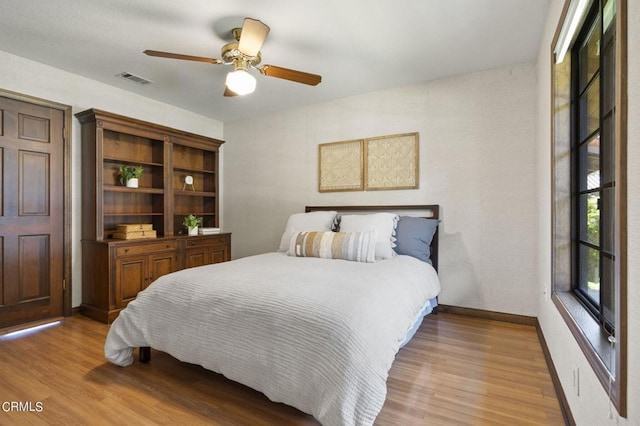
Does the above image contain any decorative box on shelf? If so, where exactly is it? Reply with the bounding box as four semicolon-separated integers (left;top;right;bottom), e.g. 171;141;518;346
112;224;157;240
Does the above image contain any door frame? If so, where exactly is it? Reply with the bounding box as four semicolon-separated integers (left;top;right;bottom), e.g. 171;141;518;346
1;88;72;317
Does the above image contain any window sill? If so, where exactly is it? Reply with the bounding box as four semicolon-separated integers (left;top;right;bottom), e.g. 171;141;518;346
552;291;615;385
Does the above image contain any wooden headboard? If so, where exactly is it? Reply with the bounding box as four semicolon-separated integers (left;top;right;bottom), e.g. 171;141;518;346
305;205;440;271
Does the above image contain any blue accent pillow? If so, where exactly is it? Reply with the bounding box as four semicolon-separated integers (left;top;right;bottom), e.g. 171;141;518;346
394;216;440;264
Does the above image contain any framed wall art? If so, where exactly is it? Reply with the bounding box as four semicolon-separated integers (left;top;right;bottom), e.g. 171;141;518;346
318;132;419;192
365;132;418;190
318;139;364;192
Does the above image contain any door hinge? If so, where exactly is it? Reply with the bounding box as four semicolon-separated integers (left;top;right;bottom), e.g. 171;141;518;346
62;279;66;291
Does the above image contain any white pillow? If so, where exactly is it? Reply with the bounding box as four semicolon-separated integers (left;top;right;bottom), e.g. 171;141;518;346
278;211;338;252
339;213;399;259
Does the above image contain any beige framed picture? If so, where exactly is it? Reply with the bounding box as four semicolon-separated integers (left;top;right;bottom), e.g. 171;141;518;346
365;132;418;190
318;139;364;192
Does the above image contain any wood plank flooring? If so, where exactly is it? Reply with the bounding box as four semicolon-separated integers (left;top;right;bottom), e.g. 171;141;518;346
0;313;565;425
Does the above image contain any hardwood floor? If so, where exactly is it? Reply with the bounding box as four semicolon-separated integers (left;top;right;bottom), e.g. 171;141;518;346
0;313;565;425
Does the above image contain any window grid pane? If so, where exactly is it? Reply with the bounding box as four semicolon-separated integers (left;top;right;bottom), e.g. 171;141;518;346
601;255;615;326
579;76;600;142
579;193;600;246
578;244;600;306
601;187;615;253
578;13;601;91
579;135;601;192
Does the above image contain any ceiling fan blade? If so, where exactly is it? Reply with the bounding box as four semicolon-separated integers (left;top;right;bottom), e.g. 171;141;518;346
223;86;238;97
259;65;322;86
144;50;223;64
237;18;270;57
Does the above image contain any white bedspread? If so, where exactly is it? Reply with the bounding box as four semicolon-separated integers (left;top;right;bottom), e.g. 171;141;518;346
104;252;440;426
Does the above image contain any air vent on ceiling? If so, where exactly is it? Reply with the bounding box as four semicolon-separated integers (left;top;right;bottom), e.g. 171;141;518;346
116;71;153;85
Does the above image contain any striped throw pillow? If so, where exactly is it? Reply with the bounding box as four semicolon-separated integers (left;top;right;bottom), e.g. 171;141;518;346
288;231;377;263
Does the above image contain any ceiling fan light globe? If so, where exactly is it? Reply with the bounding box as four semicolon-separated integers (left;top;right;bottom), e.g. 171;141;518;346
225;69;256;95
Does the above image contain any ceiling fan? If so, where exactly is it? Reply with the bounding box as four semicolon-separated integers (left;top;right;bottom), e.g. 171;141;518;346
144;18;322;97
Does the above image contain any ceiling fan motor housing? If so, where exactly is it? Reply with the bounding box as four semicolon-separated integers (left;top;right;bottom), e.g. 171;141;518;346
221;28;262;68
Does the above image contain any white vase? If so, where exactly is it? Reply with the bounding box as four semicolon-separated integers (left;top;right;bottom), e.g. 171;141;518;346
126;178;139;188
188;226;198;236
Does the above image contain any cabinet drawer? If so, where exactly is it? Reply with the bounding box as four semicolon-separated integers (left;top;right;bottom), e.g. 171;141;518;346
185;234;230;247
115;240;177;257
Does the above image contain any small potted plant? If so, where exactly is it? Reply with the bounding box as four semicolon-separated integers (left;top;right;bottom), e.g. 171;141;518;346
183;214;203;236
119;165;144;188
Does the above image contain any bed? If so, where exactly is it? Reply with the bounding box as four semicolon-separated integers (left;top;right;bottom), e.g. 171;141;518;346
104;205;441;426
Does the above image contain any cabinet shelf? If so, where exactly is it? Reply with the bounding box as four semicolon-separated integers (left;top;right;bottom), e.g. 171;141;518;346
103;212;164;217
78;108;223;239
176;212;216;217
174;166;215;174
104;156;163;168
105;185;164;194
174;190;216;197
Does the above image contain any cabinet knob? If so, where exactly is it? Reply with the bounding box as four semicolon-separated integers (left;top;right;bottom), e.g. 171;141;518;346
124;248;129;253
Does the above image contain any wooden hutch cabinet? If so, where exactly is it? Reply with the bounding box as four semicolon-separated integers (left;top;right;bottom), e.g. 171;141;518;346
76;109;230;323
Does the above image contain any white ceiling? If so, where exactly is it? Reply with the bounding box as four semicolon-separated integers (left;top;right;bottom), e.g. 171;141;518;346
0;0;549;122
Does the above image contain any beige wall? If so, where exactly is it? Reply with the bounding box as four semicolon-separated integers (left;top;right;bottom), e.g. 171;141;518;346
223;61;540;316
536;1;639;424
0;50;224;307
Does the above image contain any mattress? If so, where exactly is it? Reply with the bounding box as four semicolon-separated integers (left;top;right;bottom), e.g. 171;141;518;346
105;252;440;425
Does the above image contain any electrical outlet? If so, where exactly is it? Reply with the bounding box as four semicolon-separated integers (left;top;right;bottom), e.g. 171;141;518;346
572;364;580;396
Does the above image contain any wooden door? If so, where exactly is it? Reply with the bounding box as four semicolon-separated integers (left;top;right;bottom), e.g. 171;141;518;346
0;97;65;328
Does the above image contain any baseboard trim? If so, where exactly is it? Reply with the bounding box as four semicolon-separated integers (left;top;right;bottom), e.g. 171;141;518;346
437;304;574;426
71;306;81;316
535;319;576;426
437;304;537;326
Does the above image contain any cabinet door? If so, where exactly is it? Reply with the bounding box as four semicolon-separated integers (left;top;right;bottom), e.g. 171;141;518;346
148;252;178;287
115;255;148;308
184;242;229;269
184;247;208;269
207;243;229;264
